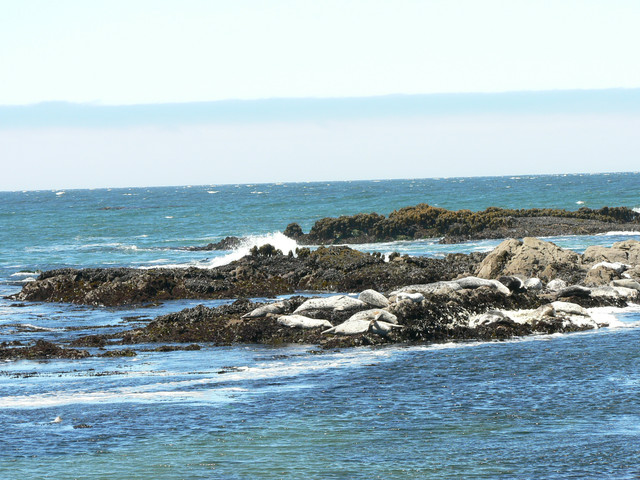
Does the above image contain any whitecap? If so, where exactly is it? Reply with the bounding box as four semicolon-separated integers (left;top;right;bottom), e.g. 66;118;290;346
10;272;38;277
55;191;65;196
576;200;585;205
202;232;300;268
207;191;219;194
633;207;640;214
597;231;640;236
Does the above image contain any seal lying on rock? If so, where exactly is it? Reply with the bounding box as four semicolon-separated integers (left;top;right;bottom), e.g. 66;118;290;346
323;318;402;336
368;319;403;337
469;310;514;328
322;319;371;335
242;302;285;318
322;308;400;334
276;315;333;329
294;295;366;313
396;292;424;303
343;308;399;325
390;281;461;297
455;277;511;296
358;289;390;308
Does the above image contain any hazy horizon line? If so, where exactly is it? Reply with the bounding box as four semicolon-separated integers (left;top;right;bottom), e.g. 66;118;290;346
2;88;640;129
2;170;637;194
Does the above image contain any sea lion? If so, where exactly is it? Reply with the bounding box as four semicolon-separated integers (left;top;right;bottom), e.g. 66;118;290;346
455;276;511;296
396;292;424;303
345;309;399;325
242;302;285;318
322;319;370;335
358;289;390;308
276;315;333;329
294;295;366;313
368;319;402;337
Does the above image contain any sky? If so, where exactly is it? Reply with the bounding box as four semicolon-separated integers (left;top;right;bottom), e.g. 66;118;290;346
1;0;639;190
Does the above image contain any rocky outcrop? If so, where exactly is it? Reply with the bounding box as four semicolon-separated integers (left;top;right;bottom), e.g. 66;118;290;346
582;240;640;265
11;246;486;306
108;272;634;350
476;237;582;282
183;236;242;251
0;340;90;360
284;204;640;245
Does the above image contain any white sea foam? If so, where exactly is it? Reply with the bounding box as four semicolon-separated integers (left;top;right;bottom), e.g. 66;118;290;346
15;323;58;332
576;200;585;205
10;271;38;277
597;231;640;236
55;191;65;196
202;232;299;268
634;208;640;214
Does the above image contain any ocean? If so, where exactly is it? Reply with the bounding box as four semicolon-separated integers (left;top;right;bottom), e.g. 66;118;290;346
1;172;640;479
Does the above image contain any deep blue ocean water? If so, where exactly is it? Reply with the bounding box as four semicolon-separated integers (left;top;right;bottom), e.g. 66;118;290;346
1;172;640;479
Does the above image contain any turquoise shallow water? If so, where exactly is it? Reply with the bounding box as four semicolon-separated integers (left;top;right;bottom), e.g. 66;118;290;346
1;172;640;479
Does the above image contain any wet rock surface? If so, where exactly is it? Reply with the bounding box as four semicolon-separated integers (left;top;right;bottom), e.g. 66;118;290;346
6;238;640;359
11;246;485;306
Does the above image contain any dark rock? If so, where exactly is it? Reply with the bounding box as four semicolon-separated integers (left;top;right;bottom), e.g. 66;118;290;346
184;236;242;251
289;204;640;245
0;340;90;360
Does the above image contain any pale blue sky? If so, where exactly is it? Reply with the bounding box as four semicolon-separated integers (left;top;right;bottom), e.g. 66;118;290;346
2;0;639;104
1;1;639;190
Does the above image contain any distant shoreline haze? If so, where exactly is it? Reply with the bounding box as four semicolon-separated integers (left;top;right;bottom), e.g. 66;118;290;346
2;89;640;128
1;89;639;191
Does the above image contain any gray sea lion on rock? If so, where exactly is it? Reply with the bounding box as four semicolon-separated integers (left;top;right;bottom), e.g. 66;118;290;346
498;275;525;293
455;277;511;296
294;295;366;313
546;279;567;292
242;302;285;318
555;285;591;298
368;319;402;337
276;315;333;329
345;308;399;325
390;281;461;297
524;278;543;291
396;292;424;303
611;279;640;291
322;319;371;335
469;310;512;328
358;289;390;308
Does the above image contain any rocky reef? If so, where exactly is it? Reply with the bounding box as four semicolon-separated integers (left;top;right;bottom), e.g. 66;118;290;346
11;247;485;306
10;238;640;359
283;204;640;244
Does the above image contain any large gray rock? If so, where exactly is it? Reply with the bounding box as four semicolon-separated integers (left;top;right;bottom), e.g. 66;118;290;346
582;240;640;266
476;237;581;281
584;265;622;286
